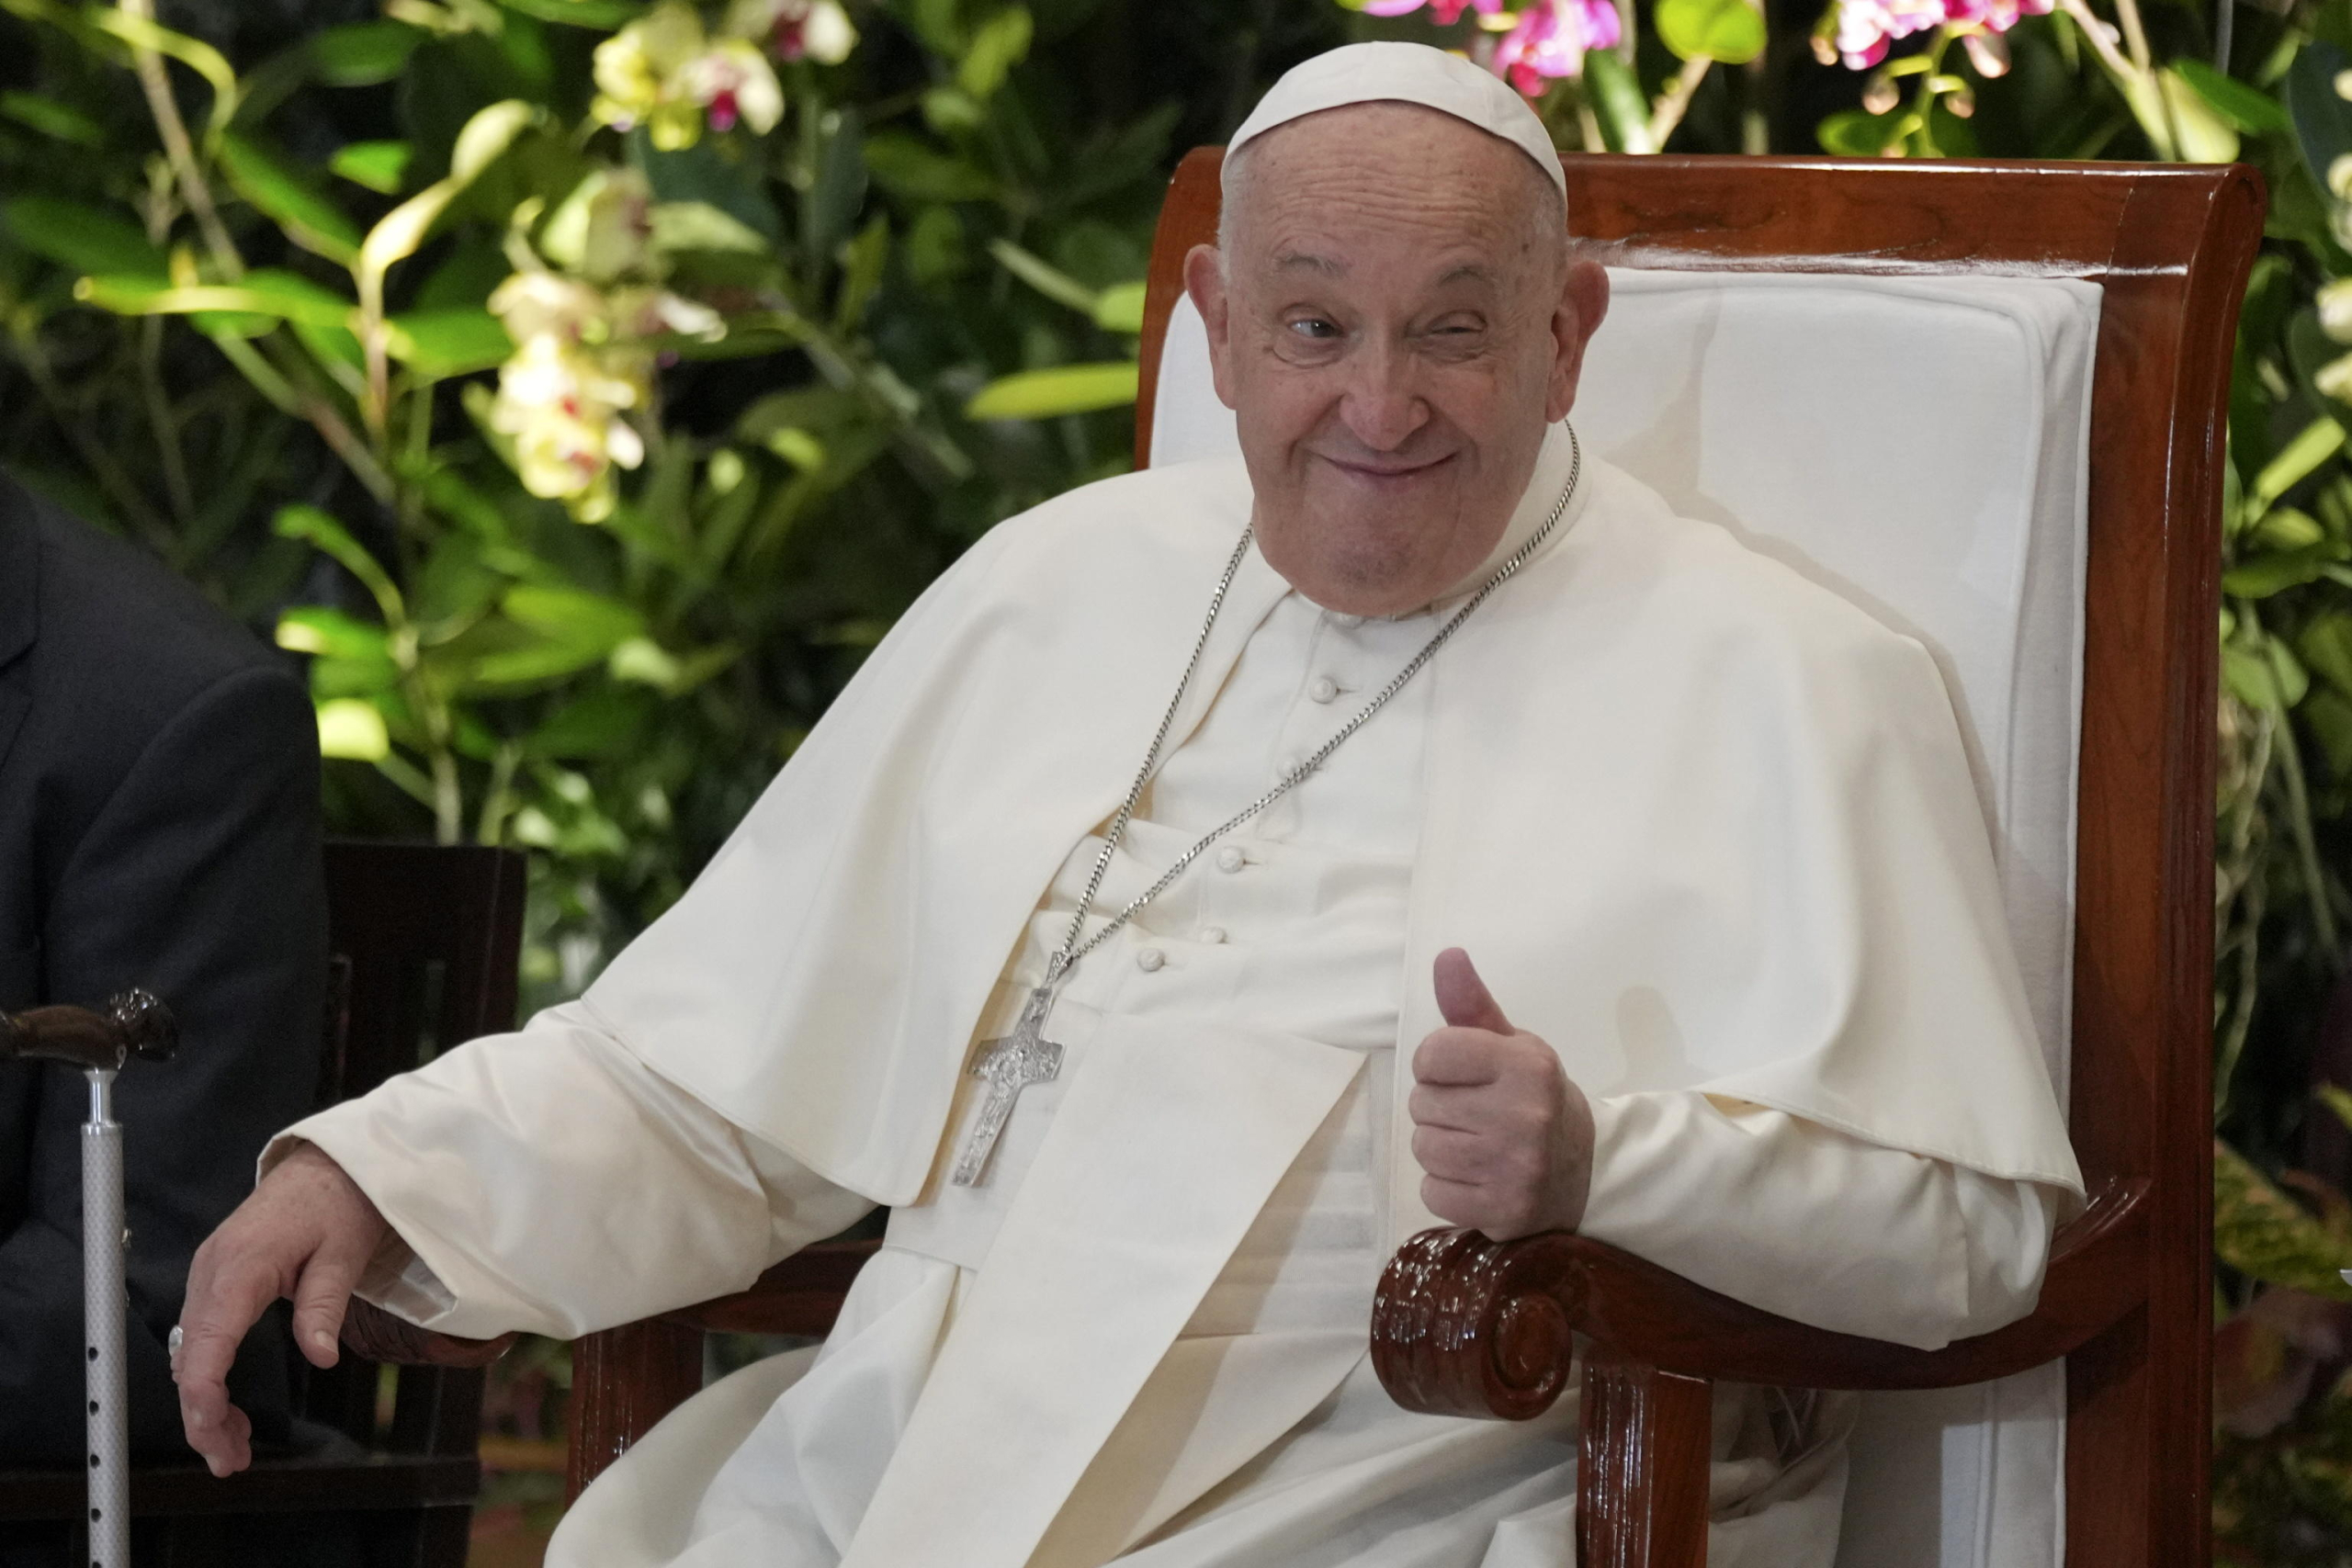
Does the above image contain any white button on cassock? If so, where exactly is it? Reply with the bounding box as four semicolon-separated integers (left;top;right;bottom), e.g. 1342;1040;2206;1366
1136;948;1165;973
1329;612;1364;629
1216;846;1246;874
1308;676;1340;704
1200;926;1227;944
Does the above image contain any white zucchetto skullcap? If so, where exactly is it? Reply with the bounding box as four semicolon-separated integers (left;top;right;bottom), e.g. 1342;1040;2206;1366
1226;42;1566;198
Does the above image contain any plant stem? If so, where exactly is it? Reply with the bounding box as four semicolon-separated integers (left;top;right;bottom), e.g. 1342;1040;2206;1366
476;742;522;845
2109;0;2152;72
1648;56;1713;151
117;0;241;281
1741;0;1770;155
2274;701;2346;965
135;316;197;538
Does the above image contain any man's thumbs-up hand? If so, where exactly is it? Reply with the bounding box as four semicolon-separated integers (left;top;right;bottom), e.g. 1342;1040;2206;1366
1408;948;1594;1241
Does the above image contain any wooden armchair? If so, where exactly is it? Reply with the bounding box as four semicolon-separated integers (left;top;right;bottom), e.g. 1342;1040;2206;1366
0;841;526;1566
365;154;2263;1564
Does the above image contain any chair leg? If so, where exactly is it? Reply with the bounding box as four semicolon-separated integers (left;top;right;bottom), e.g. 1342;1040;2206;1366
567;1319;704;1503
1577;1347;1711;1568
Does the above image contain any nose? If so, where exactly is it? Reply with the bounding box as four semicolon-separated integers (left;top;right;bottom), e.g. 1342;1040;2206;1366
1338;341;1429;454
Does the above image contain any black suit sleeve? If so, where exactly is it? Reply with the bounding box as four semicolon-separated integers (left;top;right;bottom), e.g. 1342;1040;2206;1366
0;663;324;1461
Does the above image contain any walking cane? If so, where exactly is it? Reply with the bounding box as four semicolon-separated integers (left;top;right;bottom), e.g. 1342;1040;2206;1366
1;991;178;1568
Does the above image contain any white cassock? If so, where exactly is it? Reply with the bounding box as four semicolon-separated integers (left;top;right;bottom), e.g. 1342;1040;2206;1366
278;423;2083;1568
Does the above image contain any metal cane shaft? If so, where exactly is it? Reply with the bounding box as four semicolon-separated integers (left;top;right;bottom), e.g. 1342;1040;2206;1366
84;1070;129;1568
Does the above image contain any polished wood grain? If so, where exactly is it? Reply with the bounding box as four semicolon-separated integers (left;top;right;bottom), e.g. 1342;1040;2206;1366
560;1239;883;1498
1577;1349;1712;1568
1139;152;2265;1567
568;1318;703;1502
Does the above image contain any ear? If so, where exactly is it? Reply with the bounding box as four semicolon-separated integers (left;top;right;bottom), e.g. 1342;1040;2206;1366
1544;259;1610;424
1183;243;1240;412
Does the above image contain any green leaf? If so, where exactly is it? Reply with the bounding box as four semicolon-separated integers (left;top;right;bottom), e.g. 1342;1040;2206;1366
2303;614;2352;697
1817;107;1905;157
279;607;401;698
358;100;541;287
1583;50;1656;154
0;92;101;146
965;362;1140;420
1655;0;1763;64
2256;506;2327;550
2286;41;2352;208
75;268;356;330
2226;643;2287;709
958;6;1033;99
987;237;1097;315
1092;280;1146;334
834;213;889;332
2254;415;2346;509
502;584;644;651
219;132;365;265
2225;545;2337;597
1;198;165;279
2215;1138;2352;1297
2156;69;2241;164
274;503;403;622
496;0;648;26
276;606;390;663
311;19;424;85
384;308;513;378
649;200;770;254
2172;58;2290;135
865;133;997;203
526;685;658;760
314;697;390;761
412;532;503;629
910;0;965;53
331;141;413;195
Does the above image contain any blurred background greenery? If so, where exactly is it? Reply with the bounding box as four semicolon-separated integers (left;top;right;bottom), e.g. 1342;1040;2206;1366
1;0;2348;1556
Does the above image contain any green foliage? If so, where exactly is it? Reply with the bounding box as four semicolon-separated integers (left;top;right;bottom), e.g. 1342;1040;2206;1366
0;0;1330;1004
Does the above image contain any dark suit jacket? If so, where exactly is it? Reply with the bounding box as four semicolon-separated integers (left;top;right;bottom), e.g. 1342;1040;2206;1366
0;476;325;1463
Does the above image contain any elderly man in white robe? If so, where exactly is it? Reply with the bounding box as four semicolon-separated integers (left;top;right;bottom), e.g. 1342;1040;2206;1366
171;41;2081;1568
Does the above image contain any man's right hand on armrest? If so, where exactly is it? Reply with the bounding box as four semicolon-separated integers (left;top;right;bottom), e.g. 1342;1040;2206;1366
174;1140;388;1476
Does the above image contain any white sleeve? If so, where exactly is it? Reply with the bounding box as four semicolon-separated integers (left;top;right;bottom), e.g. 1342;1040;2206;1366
1573;1090;2065;1351
265;999;876;1341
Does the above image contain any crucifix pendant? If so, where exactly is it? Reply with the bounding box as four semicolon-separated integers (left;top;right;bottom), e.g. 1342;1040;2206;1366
950;985;1066;1187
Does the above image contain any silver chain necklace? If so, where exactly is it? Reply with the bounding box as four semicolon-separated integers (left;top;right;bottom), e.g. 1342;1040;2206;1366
950;423;1583;1185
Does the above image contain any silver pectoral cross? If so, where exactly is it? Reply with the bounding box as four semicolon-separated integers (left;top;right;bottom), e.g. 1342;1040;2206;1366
950;985;1065;1186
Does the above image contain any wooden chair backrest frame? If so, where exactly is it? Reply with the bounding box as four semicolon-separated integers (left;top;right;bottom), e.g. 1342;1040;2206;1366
1136;150;2261;1566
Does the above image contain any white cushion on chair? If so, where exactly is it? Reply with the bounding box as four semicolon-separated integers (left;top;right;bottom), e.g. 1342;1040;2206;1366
1148;265;2099;1568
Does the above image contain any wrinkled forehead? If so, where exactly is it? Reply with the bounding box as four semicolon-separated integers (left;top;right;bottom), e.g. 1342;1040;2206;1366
1222;104;1561;275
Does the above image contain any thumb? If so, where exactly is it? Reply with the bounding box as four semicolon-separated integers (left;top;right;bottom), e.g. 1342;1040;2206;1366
1434;948;1512;1034
288;1249;362;1370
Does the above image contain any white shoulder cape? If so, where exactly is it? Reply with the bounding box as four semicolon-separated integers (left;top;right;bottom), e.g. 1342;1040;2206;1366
580;454;2083;1231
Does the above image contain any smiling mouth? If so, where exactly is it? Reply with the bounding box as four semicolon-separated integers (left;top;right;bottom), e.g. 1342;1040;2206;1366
1318;452;1456;484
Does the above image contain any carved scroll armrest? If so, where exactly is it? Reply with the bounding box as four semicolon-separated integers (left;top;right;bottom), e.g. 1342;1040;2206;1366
1371;1176;2147;1418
